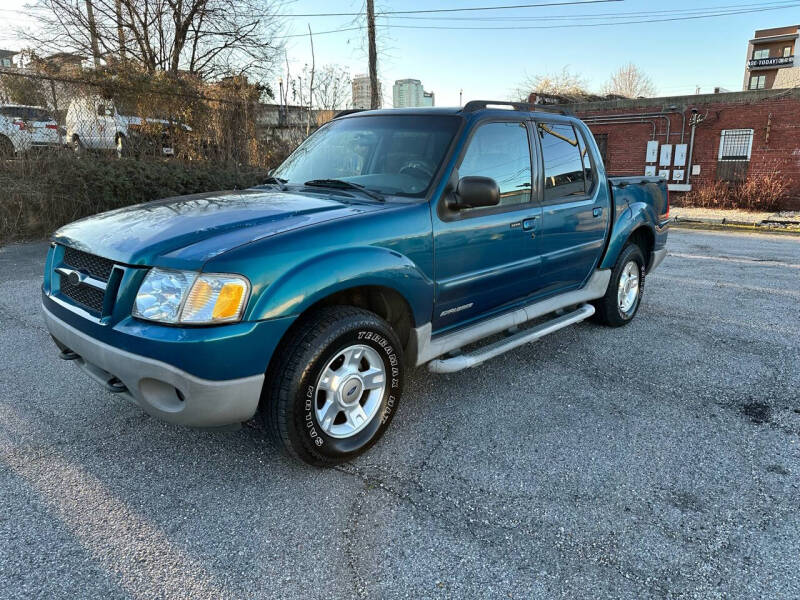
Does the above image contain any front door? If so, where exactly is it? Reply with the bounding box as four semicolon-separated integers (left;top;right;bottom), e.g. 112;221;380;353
533;120;610;295
432;120;543;331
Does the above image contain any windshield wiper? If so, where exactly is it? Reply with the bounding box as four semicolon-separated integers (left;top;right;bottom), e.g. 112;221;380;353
304;179;385;202
262;176;287;190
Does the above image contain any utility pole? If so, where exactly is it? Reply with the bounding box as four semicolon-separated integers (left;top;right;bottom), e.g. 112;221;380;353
366;0;379;109
115;0;126;60
84;0;101;64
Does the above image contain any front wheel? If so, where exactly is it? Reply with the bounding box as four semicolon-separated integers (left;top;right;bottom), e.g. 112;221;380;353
262;306;404;466
592;243;646;327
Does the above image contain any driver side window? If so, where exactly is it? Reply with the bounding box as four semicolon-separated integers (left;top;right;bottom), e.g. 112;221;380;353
458;121;532;209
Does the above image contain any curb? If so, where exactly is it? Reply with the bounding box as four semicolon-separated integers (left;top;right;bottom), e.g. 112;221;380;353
670;218;800;236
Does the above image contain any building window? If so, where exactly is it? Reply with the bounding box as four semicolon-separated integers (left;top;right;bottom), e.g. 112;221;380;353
752;48;770;60
719;129;754;161
784;46;792;57
717;129;753;183
749;74;766;90
0;58;10;67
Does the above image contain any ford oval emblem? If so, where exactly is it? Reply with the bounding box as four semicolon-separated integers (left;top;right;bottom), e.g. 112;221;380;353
67;271;81;286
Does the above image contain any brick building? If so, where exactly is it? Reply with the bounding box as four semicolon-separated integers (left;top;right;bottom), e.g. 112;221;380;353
551;88;800;209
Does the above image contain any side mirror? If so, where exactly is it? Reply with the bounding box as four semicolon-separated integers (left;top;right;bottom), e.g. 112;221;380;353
449;176;500;210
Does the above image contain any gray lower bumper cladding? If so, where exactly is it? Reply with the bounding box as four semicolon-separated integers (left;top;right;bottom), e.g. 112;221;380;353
42;305;264;427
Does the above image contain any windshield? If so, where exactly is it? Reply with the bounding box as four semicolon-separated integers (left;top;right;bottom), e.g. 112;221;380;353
273;114;461;197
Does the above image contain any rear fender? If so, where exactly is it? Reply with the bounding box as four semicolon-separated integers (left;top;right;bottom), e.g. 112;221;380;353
249;246;433;326
600;204;654;270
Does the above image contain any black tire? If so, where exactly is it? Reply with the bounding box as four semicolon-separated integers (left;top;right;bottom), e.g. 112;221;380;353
591;242;646;327
0;135;15;158
261;306;405;466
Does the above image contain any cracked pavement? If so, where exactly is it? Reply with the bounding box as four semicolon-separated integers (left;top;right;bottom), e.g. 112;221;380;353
1;229;799;599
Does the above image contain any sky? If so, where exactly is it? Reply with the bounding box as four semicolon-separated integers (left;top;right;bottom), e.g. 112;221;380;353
2;0;800;106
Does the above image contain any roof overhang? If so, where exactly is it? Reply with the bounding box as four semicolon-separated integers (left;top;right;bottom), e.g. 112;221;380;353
750;32;799;44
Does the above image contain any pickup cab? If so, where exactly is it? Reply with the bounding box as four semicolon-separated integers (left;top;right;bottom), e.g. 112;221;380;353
42;101;669;465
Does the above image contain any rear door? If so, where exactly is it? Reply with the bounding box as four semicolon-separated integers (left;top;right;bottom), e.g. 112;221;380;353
533;120;610;295
432;119;543;331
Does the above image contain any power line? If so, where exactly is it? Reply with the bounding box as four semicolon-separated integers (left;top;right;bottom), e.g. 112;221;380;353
379;1;799;21
282;0;622;18
268;0;800;39
377;3;800;30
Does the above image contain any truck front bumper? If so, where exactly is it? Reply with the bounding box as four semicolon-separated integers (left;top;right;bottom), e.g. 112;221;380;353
43;305;264;427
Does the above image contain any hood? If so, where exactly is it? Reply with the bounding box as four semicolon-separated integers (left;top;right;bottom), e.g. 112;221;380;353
52;188;385;268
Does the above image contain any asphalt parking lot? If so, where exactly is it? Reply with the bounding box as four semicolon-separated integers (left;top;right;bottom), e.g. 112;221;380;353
1;228;799;599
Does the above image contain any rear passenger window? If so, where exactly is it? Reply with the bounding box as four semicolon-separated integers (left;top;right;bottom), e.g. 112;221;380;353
459;121;532;209
537;122;586;201
577;130;595;193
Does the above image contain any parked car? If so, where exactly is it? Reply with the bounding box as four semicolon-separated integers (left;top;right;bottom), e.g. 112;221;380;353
42;101;669;465
0;104;62;156
65;96;189;157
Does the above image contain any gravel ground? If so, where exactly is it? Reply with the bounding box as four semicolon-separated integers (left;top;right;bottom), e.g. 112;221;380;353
1;229;799;599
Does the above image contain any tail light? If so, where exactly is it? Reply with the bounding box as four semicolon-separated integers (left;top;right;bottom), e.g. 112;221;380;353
13;120;28;130
46;124;59;130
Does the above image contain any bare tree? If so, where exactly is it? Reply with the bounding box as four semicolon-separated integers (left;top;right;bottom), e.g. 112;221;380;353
313;65;351;111
512;66;591;102
19;0;286;80
603;63;656;98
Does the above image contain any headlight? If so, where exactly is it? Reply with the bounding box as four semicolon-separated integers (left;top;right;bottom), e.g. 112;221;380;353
132;268;250;325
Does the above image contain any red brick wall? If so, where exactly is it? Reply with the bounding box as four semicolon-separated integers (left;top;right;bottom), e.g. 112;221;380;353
574;94;800;208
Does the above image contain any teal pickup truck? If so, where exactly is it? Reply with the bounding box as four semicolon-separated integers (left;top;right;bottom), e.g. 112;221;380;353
42;101;668;465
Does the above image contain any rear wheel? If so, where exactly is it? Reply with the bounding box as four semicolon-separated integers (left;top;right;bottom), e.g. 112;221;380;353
0;135;14;158
262;306;405;466
592;243;646;327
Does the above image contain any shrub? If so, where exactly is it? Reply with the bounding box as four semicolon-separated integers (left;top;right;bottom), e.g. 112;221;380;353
0;154;268;242
680;166;789;212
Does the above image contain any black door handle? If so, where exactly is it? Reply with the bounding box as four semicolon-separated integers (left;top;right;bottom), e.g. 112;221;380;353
593;207;603;217
522;216;538;230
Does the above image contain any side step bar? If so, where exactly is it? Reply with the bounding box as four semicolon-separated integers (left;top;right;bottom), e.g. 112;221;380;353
428;303;595;373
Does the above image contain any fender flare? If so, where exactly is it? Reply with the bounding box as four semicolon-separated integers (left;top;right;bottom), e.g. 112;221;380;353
248;246;433;327
600;204;655;270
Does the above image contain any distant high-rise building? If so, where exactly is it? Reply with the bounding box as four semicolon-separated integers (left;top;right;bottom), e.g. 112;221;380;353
393;79;435;108
352;74;381;109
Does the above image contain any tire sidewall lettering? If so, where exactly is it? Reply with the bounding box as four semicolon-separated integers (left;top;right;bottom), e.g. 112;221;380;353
302;327;403;451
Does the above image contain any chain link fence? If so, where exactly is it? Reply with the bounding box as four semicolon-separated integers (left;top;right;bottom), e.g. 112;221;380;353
0;69;330;241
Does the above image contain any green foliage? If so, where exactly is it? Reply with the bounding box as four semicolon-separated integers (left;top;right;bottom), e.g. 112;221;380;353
0;154;268;242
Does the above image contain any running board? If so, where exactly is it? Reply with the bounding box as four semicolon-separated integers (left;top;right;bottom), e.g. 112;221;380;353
428;303;595;373
412;269;611;367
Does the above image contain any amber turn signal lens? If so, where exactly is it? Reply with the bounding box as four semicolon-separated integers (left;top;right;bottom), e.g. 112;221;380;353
212;283;246;320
